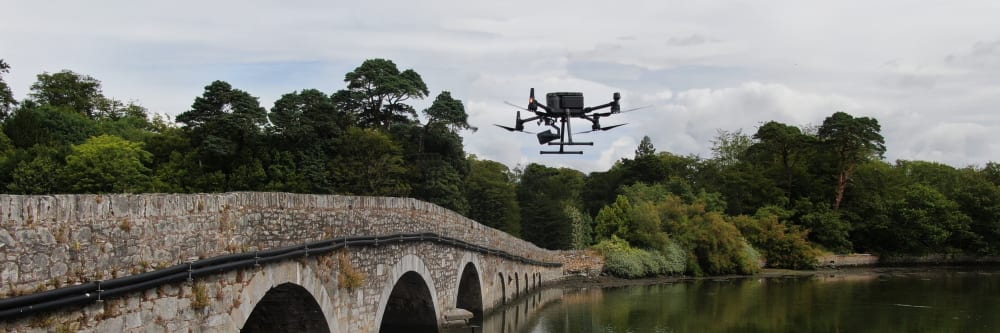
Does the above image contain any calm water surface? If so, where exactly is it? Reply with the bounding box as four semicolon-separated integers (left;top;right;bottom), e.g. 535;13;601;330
480;267;1000;333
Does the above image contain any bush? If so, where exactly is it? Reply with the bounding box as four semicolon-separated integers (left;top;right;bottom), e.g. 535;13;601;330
660;239;687;274
593;236;680;278
731;210;819;269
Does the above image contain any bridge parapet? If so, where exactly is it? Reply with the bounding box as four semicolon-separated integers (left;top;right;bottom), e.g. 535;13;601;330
0;193;558;297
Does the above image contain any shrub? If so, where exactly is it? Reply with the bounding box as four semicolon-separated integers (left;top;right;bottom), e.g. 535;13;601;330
660;240;687;274
593;236;680;278
731;211;819;269
338;252;366;290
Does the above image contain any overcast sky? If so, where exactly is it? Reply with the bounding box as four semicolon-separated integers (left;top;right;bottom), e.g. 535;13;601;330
3;0;999;172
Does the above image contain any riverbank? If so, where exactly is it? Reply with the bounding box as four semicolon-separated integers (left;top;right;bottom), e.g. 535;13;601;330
556;250;1000;289
553;265;1000;290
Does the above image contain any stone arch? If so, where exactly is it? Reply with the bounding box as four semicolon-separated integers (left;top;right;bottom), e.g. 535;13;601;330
375;254;440;333
514;273;520;298
497;272;506;305
242;283;329;333
455;253;484;322
235;261;337;333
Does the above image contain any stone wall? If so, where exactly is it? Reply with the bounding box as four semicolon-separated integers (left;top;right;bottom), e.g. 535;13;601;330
817;254;880;267
0;193;560;297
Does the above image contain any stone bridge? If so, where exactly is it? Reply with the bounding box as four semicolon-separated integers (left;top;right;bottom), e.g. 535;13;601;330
0;193;564;332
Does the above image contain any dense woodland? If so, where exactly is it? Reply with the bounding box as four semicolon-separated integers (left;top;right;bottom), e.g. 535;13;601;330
2;58;999;277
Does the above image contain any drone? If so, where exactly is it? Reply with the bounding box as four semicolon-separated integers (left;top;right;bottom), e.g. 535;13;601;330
495;88;644;154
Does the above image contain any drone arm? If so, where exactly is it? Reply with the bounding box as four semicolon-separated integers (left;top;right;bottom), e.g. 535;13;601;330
584;101;615;113
520;115;541;123
585;92;622;113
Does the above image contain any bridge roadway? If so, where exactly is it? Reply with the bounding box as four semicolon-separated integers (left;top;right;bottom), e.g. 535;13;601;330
0;193;564;332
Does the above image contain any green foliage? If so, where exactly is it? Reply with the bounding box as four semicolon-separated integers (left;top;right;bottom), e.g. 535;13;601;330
656;195;762;275
4;104;97;149
464;157;520;235
176;80;268;190
7;146;66;194
750;121;814;200
0;59;15;120
268;88;346;146
886;184;974;255
593;236;685;278
63;135;153;193
627;200;668;249
330;127;410;196
594;195;631;242
565;205;593;249
660;240;688;274
635;135;656;158
8;59;1000;267
518;164;584;249
730;209;819;269
424;91;475;132
29;70;104;117
581;168;625;217
950;168;1000;254
710;129;753;167
410;159;468;214
794;200;852;253
336;58;428;129
818;112;885;209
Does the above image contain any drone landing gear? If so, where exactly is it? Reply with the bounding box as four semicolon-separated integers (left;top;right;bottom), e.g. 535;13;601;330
541;141;593;155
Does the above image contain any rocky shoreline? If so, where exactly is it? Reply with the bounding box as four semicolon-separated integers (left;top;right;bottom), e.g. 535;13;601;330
555;249;1000;290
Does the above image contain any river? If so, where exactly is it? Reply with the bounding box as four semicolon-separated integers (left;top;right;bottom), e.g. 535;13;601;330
474;267;1000;333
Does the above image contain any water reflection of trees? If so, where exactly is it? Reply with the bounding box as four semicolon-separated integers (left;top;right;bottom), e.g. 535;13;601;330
525;270;1000;333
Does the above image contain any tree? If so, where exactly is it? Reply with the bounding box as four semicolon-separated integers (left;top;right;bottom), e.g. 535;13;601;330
884;184;973;254
517;164;585;249
9;155;63;194
582;168;626;217
29;70;105;118
950;170;1000;254
410;158;468;214
839;161;900;254
711;129;753;167
751;121;813;199
335;59;428;130
464;157;521;235
329;127;410;196
269;89;349;147
3;103;96;148
794;199;852;253
620;136;668;184
176;80;267;188
424;91;475;132
565;205;594;249
0;59;16;120
594;195;631;241
63;135;153;193
635;135;656;158
817;112;885;210
93;98;148;121
730;209;819;269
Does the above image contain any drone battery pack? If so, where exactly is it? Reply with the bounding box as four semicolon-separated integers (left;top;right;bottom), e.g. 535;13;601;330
547;92;584;110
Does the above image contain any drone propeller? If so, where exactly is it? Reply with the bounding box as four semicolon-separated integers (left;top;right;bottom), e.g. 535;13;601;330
619;105;651;113
494;124;534;134
504;101;529;111
576;123;628;134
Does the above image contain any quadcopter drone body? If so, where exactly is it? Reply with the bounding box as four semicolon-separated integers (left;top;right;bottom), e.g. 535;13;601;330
496;88;636;154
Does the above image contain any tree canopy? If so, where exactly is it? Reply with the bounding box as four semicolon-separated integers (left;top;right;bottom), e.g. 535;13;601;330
2;58;999;274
